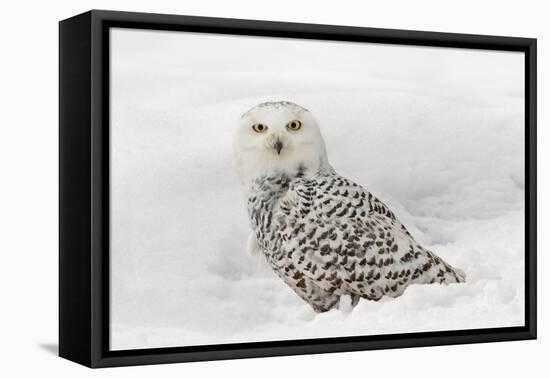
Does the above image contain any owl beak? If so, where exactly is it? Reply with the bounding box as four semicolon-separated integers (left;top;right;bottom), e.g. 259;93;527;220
274;139;284;155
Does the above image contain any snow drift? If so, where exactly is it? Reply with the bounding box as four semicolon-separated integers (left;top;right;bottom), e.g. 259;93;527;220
109;29;525;350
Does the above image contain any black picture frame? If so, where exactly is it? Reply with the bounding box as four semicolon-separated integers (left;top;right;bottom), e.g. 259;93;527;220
59;9;537;368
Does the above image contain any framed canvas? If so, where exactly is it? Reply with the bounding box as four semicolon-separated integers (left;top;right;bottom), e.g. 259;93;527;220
59;10;537;368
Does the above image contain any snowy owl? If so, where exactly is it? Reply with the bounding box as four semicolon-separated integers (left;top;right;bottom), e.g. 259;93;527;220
233;101;465;312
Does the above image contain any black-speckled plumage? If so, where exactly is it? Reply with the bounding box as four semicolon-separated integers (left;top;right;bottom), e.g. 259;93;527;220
247;167;465;312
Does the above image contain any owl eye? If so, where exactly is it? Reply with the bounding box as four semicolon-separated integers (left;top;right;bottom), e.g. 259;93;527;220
252;123;268;133
286;120;302;131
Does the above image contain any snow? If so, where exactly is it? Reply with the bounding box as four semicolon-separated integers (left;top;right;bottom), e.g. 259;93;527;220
109;28;525;350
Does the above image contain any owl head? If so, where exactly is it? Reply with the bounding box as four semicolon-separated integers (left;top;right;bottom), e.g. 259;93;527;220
233;101;330;186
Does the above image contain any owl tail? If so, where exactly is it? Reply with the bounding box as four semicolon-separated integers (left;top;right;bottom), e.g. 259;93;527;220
412;249;466;285
452;267;467;283
431;261;466;284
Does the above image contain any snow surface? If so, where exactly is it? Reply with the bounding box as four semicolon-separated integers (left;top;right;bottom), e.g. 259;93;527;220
109;29;525;350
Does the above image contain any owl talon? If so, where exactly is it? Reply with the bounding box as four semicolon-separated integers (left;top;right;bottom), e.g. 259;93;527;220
337;295;354;313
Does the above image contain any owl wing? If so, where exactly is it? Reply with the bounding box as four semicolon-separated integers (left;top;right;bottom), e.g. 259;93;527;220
277;172;464;301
